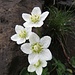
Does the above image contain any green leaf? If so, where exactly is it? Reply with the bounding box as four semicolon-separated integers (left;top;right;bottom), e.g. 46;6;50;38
65;69;73;75
67;69;73;73
29;72;36;75
70;57;75;68
53;60;66;75
65;72;73;75
20;67;28;75
42;68;50;75
57;69;62;75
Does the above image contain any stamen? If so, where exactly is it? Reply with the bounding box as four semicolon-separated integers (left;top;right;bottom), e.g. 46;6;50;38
19;30;27;38
34;60;41;67
31;43;43;53
31;15;40;23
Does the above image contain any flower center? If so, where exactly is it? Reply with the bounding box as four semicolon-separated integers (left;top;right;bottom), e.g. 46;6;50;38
30;15;40;23
34;60;41;67
31;43;43;53
19;30;27;38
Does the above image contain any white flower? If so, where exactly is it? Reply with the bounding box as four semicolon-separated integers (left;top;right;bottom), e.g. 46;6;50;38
21;33;52;63
22;7;49;27
28;59;47;75
11;25;32;44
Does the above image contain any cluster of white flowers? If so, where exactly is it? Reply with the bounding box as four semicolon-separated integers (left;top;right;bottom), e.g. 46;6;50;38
11;7;52;75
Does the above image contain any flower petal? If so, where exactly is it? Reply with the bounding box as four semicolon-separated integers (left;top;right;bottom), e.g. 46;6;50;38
21;43;32;54
22;13;31;22
17;38;26;44
23;22;34;27
15;25;24;34
23;21;43;27
36;67;42;75
41;11;49;21
29;32;40;44
41;60;47;67
28;64;36;72
25;27;32;39
33;21;43;27
39;49;52;61
28;53;39;64
25;27;32;33
40;36;51;48
31;7;41;15
11;34;19;41
26;32;33;40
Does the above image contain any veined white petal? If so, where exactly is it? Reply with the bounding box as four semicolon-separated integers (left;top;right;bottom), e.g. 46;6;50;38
31;7;41;15
39;49;52;61
26;32;32;39
23;20;43;27
36;67;42;75
11;34;19;41
15;25;24;34
23;22;34;27
40;36;51;48
17;38;26;44
41;11;49;21
29;32;40;44
41;60;47;67
21;43;32;54
25;27;32;33
25;27;32;39
28;64;36;72
28;53;39;64
33;21;43;27
22;13;31;22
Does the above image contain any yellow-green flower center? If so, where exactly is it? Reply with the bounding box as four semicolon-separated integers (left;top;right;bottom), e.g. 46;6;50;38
34;60;41;67
30;15;40;23
31;43;43;53
19;30;27;38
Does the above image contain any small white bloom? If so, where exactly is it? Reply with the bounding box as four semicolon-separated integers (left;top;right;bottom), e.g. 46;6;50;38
21;33;52;63
28;59;47;75
22;7;49;27
11;25;32;44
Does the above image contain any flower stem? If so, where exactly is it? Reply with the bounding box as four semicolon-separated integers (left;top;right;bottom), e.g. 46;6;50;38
50;65;57;73
57;37;70;63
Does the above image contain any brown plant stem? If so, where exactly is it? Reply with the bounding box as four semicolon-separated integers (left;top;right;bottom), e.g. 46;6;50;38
57;37;70;63
57;37;75;70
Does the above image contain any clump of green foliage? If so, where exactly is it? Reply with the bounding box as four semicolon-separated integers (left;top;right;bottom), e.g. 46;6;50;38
46;6;74;38
52;58;73;75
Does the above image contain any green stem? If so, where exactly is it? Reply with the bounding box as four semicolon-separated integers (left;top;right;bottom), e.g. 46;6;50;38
50;65;57;73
